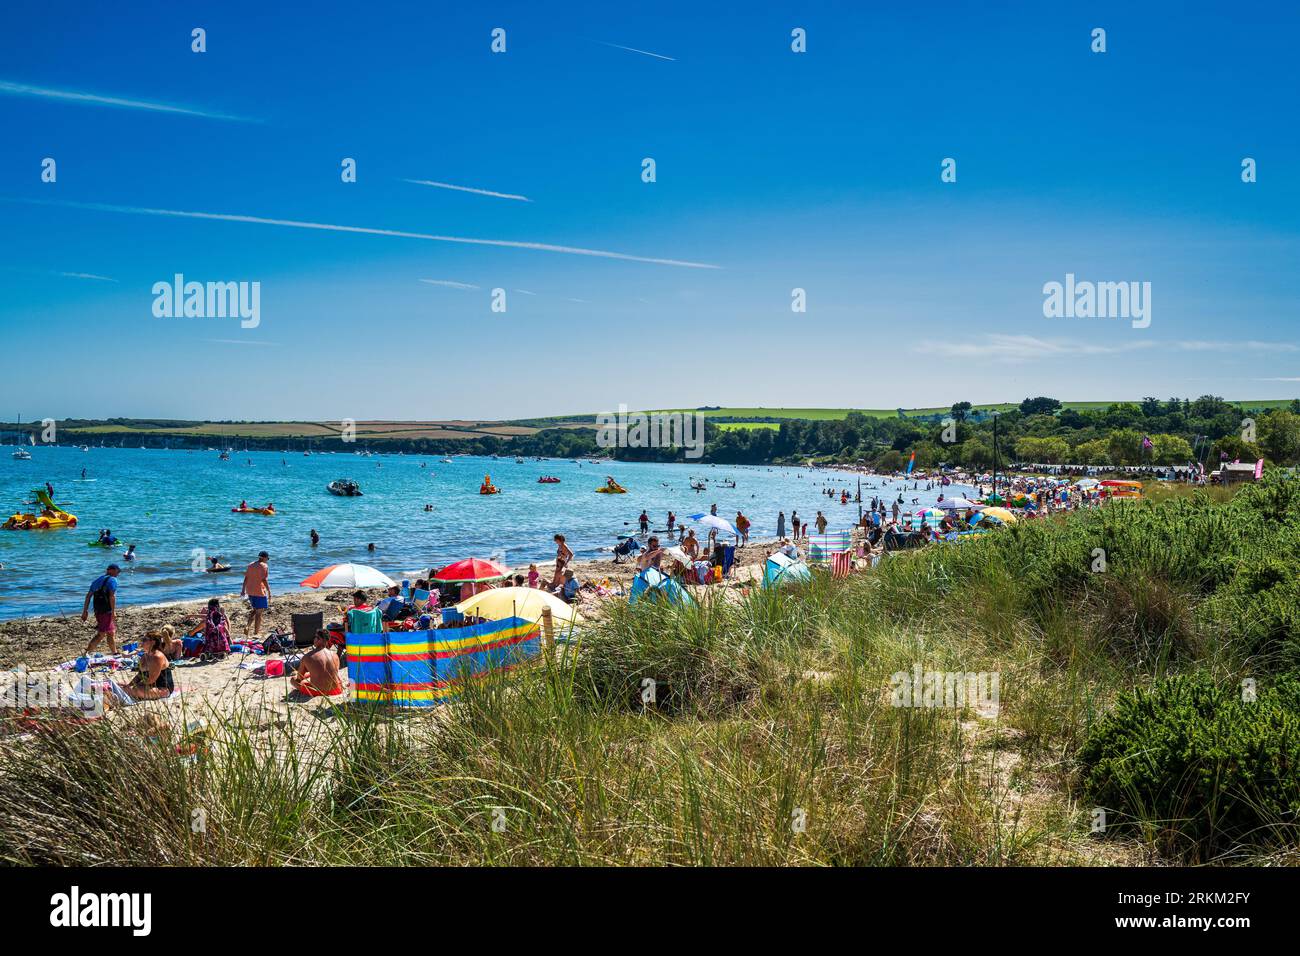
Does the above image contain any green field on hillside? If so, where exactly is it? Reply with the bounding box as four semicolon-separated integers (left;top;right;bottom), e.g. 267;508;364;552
647;399;1294;423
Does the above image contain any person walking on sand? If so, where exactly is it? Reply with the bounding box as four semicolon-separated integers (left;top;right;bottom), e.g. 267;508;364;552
552;533;573;588
80;563;121;656
790;511;800;541
816;511;827;534
241;550;271;636
776;510;786;539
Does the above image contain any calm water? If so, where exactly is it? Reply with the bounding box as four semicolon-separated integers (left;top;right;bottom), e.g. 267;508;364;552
0;447;968;620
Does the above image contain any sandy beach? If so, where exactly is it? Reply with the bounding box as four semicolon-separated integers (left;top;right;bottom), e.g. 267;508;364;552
0;540;796;747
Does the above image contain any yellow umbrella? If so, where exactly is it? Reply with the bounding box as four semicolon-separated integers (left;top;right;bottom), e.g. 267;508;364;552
454;586;582;626
979;506;1018;523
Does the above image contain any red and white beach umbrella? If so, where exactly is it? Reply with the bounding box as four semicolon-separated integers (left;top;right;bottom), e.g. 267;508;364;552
300;563;397;589
431;557;511;584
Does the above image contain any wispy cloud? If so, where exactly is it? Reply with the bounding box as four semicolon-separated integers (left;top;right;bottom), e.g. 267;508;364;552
56;271;117;282
920;335;1154;362
1258;377;1300;382
419;279;480;290
0;79;257;122
401;179;531;202
204;338;276;346
1177;339;1300;353
1;198;719;269
595;41;676;61
513;288;537;296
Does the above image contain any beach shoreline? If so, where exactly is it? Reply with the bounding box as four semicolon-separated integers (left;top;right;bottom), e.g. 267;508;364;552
0;543;789;670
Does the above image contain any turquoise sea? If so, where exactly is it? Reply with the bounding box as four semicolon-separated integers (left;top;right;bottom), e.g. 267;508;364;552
0;446;968;620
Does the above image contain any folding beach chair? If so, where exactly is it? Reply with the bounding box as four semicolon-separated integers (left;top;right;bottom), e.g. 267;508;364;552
291;611;325;648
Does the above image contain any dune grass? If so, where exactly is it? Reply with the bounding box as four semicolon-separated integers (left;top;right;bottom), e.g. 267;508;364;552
2;477;1297;866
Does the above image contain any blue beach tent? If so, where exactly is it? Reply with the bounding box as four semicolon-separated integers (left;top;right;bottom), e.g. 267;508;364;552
629;567;694;606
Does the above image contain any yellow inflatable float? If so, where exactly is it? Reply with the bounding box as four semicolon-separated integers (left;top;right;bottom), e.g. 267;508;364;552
595;477;627;494
479;475;501;495
4;489;78;530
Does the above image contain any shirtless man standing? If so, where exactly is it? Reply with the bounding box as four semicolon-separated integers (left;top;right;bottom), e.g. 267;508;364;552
241;550;271;636
291;630;345;697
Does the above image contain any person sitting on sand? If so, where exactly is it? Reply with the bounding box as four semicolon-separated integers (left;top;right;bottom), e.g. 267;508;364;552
191;598;231;660
290;630;345;698
556;569;580;604
527;564;540;588
638;536;663;571
120;631;176;702
154;624;184;660
375;585;406;622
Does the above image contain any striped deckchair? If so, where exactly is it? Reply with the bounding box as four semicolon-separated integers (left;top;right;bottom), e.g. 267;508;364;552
347;616;541;707
830;549;853;578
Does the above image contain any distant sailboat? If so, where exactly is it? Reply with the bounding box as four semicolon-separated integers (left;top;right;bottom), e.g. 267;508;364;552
12;415;31;459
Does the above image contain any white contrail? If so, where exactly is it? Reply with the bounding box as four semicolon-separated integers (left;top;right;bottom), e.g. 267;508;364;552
0;80;256;122
2;198;720;269
596;41;675;61
402;179;531;202
56;271;117;282
420;279;479;290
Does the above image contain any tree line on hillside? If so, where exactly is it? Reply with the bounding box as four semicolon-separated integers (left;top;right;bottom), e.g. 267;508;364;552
698;396;1300;469
15;396;1300;468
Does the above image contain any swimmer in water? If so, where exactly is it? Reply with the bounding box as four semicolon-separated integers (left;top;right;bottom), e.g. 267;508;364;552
123;544;136;562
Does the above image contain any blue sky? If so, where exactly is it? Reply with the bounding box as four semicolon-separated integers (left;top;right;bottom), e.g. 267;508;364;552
2;1;1297;421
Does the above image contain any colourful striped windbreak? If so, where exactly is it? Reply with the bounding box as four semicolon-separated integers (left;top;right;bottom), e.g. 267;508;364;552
807;530;852;563
347;616;541;707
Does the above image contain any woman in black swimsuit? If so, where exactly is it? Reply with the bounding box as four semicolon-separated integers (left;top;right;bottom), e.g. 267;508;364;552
123;632;175;701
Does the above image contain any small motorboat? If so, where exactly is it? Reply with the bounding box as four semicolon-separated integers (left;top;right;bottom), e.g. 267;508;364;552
327;479;363;497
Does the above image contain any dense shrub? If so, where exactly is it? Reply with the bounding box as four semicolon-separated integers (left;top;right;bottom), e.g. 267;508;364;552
1079;673;1300;859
